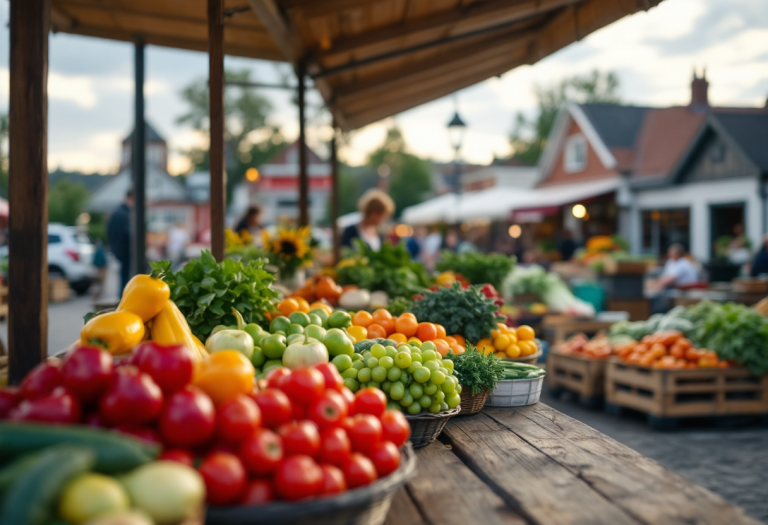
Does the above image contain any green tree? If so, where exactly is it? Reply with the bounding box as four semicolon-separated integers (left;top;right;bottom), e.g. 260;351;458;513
48;179;90;225
510;70;621;164
367;127;431;217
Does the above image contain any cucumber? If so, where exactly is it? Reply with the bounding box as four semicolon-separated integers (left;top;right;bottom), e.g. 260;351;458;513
500;362;541;370
0;454;38;495
354;338;397;353
0;423;159;473
0;445;94;525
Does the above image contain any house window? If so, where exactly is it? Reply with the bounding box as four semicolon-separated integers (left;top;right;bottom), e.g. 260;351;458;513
641;208;690;257
564;134;587;173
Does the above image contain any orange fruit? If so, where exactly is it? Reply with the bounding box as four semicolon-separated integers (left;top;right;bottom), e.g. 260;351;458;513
449;342;464;355
433;339;450;357
505;344;521;359
493;335;511;351
435;324;447;339
408;337;422;345
415;322;437;342
309;301;333;315
476;338;494;356
444;336;458;345
372;309;393;323
294;297;310;313
352;311;373;328
519;340;537;356
346;325;368;343
517;325;535;341
277;298;299;316
389;333;407;344
452;334;466;346
399;312;417;321
395;316;418;337
379;318;396;336
495;352;506;359
367;323;387;339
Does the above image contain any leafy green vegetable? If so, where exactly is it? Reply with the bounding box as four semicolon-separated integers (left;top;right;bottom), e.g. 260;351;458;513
386;296;414;317
436;252;515;290
445;345;505;395
150;251;278;341
410;282;503;343
337;241;431;298
687;301;768;375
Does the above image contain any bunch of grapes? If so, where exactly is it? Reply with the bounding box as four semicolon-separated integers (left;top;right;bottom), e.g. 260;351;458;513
331;342;462;415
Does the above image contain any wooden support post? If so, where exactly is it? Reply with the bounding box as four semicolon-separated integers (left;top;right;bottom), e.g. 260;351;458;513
297;60;309;227
8;0;50;383
330;123;340;264
132;38;146;277
208;0;226;261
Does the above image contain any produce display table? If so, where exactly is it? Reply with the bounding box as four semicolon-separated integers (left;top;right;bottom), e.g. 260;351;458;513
385;404;760;525
669;288;766;307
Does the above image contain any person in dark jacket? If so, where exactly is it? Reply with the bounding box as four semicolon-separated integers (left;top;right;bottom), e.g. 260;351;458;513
750;234;768;277
108;189;133;296
341;189;394;252
234;205;262;238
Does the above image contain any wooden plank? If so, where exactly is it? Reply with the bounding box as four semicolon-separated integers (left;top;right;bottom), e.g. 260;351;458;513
282;0;380;17
330;124;340;264
8;0;50;383
246;0;298;60
132;38;147;277
405;440;526;525
443;413;641;524
547;351;606;397
297;61;309;227
485;405;763;525
208;0;226;262
383;488;427;525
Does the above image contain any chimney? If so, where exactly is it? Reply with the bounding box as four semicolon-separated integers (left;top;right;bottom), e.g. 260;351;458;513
690;68;709;112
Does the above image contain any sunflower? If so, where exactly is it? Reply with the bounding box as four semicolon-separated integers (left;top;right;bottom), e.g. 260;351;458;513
262;226;311;260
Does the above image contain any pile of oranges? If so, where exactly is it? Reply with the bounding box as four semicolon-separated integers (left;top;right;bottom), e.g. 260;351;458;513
272;297;334;318
476;324;537;360
615;330;727;369
348;310;467;357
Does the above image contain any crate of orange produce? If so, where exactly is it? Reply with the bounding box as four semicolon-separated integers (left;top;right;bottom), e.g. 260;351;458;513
606;331;768;420
547;333;613;400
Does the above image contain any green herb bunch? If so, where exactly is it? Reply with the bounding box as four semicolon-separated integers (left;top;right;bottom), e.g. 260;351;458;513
410;282;504;343
688;301;768;376
446;344;505;395
386;296;414;317
150;250;278;341
436;251;515;290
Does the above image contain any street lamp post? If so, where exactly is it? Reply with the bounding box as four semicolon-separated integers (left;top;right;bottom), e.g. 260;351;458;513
447;111;467;195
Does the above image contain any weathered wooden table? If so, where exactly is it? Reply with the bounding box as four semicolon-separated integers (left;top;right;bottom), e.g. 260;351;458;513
386;404;760;525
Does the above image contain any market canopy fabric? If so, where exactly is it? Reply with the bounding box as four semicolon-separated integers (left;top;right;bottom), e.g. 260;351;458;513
49;0;664;131
510;177;620;214
455;187;538;221
401;193;459;225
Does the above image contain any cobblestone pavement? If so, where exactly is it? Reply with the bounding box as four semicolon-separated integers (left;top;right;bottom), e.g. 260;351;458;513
541;388;768;523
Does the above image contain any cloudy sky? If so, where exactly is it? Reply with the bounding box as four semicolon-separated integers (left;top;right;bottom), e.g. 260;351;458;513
0;0;766;175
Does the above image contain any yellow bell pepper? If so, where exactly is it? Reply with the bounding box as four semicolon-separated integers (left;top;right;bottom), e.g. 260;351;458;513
193;351;254;405
117;272;171;323
81;311;146;355
149;301;207;361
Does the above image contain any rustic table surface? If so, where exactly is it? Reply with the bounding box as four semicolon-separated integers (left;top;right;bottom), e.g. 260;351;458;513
385;404;761;525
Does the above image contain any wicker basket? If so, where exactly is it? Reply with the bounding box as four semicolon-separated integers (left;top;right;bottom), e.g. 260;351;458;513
405;406;460;449
207;444;417;525
457;389;489;416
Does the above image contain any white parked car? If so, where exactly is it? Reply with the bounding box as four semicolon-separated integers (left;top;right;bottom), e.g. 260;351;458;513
0;223;98;295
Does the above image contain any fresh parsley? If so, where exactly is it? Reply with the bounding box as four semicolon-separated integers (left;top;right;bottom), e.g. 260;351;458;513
446;345;505;395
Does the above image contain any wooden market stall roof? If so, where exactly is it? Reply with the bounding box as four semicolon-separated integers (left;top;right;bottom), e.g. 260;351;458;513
50;0;664;131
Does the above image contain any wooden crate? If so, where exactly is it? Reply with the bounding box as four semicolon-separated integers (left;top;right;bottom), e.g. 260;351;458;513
605;299;650;321
547;350;607;398
541;316;613;344
602;259;649;275
49;278;70;303
606;358;768;418
0;284;7;319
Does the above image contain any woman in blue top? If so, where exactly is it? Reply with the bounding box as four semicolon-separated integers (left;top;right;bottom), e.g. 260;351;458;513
341;189;394;252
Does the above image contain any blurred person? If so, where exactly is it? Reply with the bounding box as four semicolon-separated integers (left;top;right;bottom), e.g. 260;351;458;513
421;226;443;271
234;205;262;238
91;239;108;300
107;189;133;296
651;243;699;290
558;230;577;261
166;222;190;266
726;223;750;265
407;226;427;260
750;234;768;277
340;189;394;251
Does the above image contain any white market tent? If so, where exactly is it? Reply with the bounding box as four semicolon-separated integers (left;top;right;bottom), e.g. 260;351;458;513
455;187;538;221
401;193;459;225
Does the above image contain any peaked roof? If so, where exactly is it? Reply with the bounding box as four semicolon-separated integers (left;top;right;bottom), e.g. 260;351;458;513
580;104;651;148
122;122;165;144
632;107;706;179
714;113;768;171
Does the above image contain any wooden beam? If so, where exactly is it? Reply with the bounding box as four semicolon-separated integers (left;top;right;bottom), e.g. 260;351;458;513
132;38;147;277
246;0;297;61
280;0;374;16
209;0;226;262
330;124;340;264
297;61;309;227
9;0;49;382
317;0;578;59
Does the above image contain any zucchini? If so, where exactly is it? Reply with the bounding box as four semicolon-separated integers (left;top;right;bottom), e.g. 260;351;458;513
0;445;94;525
0;454;38;495
0;423;159;473
354;338;397;353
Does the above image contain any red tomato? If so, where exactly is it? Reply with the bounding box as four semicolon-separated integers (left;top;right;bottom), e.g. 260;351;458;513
343;414;382;454
291;402;307;422
339;387;355;406
342;453;377;489
159;449;194;467
274;455;322;501
0;387;21;419
369;440;401;477
133;341;196;395
60;346;113;405
239;479;275;506
308;390;348;430
159;385;216;448
278;420;320;457
198;452;247;506
249;389;292;429
280;368;325;407
20;359;62;400
319;464;347;495
239;428;283;476
114;426;162;445
10;387;81;424
217;395;262;444
314;363;344;392
318;427;351;467
265;367;292;390
380;409;411;447
99;366;163;427
351;388;387;418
